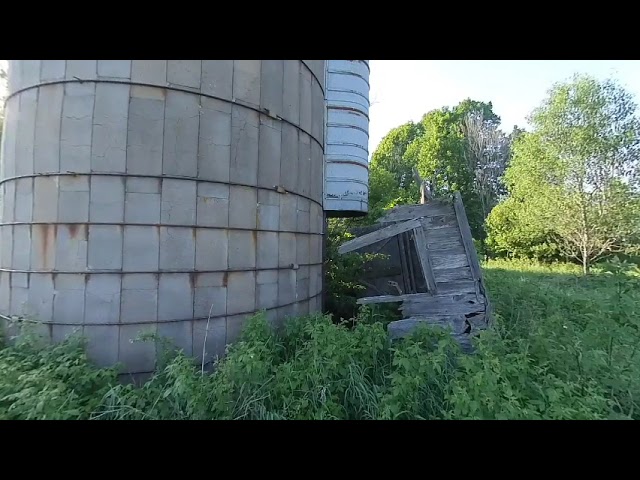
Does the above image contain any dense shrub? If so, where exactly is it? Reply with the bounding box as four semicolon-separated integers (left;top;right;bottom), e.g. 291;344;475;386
1;259;638;420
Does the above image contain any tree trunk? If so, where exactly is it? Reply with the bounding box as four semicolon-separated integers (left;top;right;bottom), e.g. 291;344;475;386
582;255;590;276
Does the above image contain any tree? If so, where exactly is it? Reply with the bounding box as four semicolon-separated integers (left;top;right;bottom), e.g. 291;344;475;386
462;111;511;221
366;166;419;222
488;74;640;274
407;100;501;238
368;99;508;239
454;98;500;126
486;133;563;260
369;121;424;189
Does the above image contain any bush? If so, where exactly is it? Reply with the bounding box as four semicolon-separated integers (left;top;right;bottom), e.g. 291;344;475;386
324;219;388;321
1;259;638;420
0;325;116;420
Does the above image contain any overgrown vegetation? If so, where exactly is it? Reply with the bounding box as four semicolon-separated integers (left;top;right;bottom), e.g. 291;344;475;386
1;258;638;420
487;75;640;273
2;65;639;420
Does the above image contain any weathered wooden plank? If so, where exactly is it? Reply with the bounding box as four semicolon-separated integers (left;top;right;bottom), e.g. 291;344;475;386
427;243;467;256
453;192;482;283
419;214;458;230
435;280;477;295
378;201;454;224
338;218;422;254
400;292;484;307
412;227;437;293
431;253;469;270
405;232;421;292
466;313;488;331
388;314;467;339
478;281;494;327
425;226;462;243
388;320;474;353
397;233;411;294
400;293;484;316
434;266;473;282
427;239;465;253
410;314;468;333
399;303;481;315
357;292;432;305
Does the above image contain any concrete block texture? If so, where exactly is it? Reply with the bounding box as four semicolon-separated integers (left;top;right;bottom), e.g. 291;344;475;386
1;60;325;376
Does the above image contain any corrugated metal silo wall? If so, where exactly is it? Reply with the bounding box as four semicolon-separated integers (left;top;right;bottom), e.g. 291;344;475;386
0;60;325;377
323;60;370;217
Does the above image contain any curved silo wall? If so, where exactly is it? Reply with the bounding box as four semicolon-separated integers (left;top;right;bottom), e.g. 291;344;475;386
0;60;325;376
323;60;370;217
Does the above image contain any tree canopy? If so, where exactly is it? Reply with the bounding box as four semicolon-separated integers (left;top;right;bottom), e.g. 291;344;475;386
487;74;640;273
363;75;639;273
366;98;512;239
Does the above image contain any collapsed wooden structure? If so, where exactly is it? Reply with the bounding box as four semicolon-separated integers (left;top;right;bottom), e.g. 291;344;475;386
338;192;491;351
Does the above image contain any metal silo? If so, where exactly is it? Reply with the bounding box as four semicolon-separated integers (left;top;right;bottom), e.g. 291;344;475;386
323;60;370;217
0;60;326;377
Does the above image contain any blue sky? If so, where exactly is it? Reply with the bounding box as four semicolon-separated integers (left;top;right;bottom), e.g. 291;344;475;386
368;60;640;156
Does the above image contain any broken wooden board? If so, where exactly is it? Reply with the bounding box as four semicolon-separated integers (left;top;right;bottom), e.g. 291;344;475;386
338;218;422;255
400;293;485;317
388;318;475;353
357;292;434;305
388;315;468;338
378;201;454;224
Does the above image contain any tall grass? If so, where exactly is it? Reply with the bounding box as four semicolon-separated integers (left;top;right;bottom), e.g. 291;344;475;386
1;259;639;420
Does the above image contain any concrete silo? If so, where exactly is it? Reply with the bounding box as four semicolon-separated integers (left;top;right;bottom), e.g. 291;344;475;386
0;60;326;376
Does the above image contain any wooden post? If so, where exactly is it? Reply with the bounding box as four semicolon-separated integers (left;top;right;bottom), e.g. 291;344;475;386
412;167;427;204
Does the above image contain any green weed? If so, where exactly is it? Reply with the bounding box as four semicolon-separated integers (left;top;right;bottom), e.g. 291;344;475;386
1;259;638;420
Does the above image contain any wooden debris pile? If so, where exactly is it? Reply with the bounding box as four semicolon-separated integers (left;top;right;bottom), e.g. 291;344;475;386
338;192;491;352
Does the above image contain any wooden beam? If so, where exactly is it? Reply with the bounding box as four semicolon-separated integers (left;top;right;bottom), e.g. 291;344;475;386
400;292;485;316
434;280;477;295
397;234;410;294
356;292;432;305
388;315;466;339
378;202;453;224
403;232;418;293
338;218;422;255
412;227;438;294
452;192;482;283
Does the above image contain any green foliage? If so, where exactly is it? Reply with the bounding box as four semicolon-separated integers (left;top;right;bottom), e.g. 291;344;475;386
475;259;640;419
370;121;424;189
485;132;563;259
454;98;501;125
487;75;640;271
372;99;507;239
0;324;117;420
486;197;560;260
365;166;419;224
2;260;639;420
324;219;388;320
